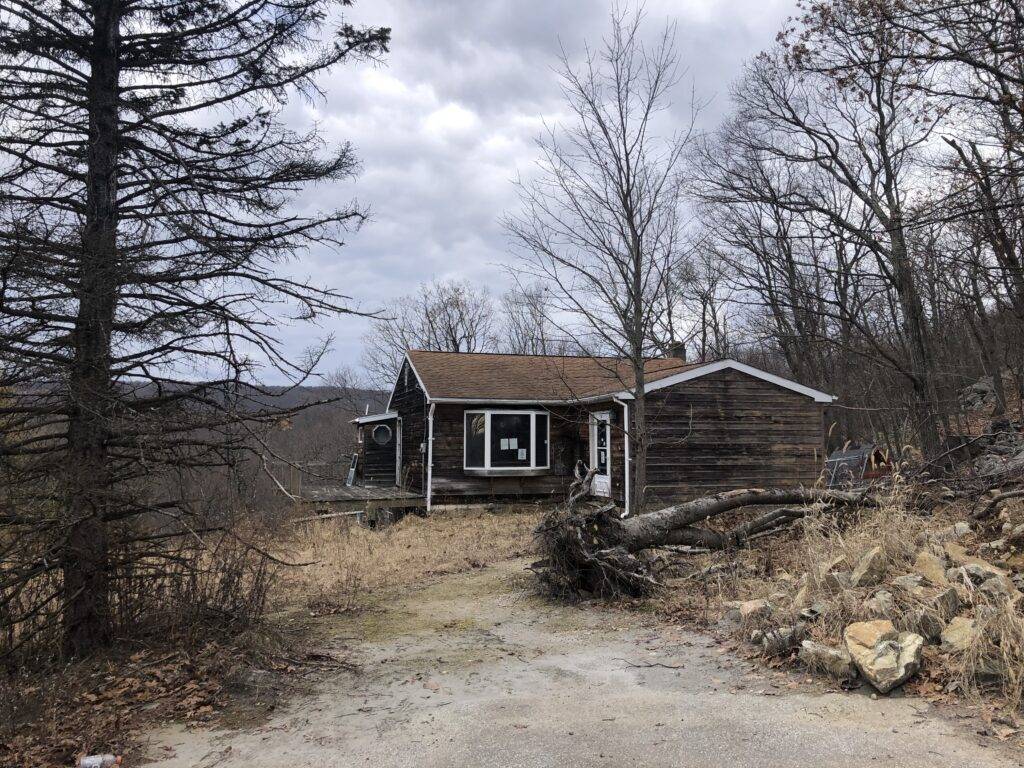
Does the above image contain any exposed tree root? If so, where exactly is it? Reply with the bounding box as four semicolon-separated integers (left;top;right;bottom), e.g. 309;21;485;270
534;485;873;598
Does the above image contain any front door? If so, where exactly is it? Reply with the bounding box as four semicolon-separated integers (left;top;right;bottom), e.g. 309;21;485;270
590;411;611;497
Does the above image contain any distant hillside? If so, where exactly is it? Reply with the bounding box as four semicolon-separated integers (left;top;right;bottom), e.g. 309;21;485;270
257;385;387;423
260;385;388;466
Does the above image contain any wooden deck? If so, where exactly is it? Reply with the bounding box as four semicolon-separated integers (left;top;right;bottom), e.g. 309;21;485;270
299;484;426;514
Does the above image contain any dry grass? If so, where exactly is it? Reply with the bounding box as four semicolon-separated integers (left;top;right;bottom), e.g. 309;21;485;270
2;504;542;767
657;484;1024;713
1;533;280;768
960;597;1024;709
272;504;542;615
659;489;935;622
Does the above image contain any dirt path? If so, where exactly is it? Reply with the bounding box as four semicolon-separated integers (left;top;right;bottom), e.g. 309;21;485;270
143;560;1018;767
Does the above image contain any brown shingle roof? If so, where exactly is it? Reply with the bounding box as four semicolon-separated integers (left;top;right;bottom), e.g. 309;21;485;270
406;350;701;401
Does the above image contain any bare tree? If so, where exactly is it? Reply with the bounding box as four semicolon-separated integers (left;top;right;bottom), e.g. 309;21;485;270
657;243;736;363
361;279;497;387
501;284;574;355
0;0;388;657
505;6;698;512
692;0;950;458
889;0;1024;410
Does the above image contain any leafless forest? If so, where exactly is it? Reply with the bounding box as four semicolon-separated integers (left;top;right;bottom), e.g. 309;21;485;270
2;0;1024;763
368;2;1024;464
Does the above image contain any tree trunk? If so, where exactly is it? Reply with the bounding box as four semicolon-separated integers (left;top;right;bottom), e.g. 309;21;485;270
62;0;121;657
612;487;867;552
630;357;647;516
889;228;943;459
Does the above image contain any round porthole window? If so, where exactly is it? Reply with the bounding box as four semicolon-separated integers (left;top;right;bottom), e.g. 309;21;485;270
372;424;393;446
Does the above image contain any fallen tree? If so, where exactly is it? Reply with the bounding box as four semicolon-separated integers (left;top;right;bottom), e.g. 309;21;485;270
534;467;873;598
972;488;1024;520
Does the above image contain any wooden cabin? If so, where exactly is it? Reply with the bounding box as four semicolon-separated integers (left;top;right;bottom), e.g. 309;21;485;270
353;350;834;513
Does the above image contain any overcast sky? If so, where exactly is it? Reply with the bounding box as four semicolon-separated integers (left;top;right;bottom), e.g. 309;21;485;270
274;0;798;381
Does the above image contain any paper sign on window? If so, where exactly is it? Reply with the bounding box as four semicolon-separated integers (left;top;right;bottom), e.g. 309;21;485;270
509;438;518;449
500;438;509;450
518;448;527;460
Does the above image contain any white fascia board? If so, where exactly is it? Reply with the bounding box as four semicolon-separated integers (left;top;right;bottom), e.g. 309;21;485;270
426;402;435;511
351;411;398;425
385;352;432;409
614;359;836;403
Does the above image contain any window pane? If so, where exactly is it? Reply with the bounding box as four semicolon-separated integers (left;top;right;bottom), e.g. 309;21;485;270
534;413;549;467
372;424;392;446
490;413;531;467
465;412;485;467
595;417;609;474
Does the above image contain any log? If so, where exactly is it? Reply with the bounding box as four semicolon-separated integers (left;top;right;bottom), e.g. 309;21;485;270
973;488;1024;520
614;488;870;552
533;486;872;598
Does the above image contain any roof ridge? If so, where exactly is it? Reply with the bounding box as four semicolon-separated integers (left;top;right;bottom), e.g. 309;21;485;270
407;348;695;363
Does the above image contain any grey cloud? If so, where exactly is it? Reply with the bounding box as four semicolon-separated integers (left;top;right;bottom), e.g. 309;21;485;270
267;0;798;380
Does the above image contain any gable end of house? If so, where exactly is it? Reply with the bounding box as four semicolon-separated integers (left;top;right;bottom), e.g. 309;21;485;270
623;359;835;403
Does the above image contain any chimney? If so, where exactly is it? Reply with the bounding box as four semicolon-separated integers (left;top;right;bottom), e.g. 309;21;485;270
666;341;687;361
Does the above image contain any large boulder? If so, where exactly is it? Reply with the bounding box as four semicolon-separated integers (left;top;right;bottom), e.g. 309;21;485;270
850;547;888;588
844;620;924;694
960;377;995;409
940;616;978;654
944;542;1007;577
799;640;857;680
897;582;961;640
978;576;1023;604
948;562;1009;588
907;607;946;642
931;586;962;618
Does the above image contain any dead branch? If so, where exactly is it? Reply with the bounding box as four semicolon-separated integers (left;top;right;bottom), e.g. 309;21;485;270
567;461;599;511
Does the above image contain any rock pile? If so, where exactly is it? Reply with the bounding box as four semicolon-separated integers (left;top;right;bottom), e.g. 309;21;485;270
970;425;1024;478
743;526;1023;695
959;376;997;410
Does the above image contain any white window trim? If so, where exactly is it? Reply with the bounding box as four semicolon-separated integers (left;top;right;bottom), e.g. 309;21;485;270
589;411;612;497
463;409;550;471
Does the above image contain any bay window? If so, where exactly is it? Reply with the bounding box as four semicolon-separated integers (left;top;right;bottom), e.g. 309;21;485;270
464;410;550;471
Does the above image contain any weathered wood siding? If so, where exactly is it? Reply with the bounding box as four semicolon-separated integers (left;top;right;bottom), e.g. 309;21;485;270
388;362;824;507
429;404;588;501
390;360;427;491
360;418;398;486
639;369;824;506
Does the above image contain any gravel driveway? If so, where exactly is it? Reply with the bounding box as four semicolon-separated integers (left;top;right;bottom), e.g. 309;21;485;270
142;560;1019;767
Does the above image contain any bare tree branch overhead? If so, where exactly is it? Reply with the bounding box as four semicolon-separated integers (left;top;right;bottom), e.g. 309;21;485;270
505;5;701;513
0;0;389;657
361;278;498;388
